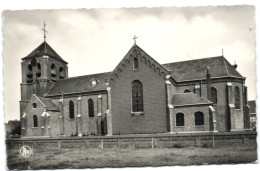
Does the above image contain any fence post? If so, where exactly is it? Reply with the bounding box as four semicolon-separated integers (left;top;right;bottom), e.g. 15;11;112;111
151;138;154;149
117;139;120;149
58;140;61;149
101;139;103;149
212;135;215;148
33;141;37;147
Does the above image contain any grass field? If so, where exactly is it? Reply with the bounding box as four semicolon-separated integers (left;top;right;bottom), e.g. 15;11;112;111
6;144;257;170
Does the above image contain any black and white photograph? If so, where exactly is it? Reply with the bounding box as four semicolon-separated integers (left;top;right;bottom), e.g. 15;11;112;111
1;1;258;170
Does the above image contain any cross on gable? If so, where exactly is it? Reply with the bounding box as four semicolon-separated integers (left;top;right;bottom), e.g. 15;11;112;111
133;35;138;45
41;21;48;42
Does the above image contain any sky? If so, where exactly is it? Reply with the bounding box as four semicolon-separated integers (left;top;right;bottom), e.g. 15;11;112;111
3;6;256;122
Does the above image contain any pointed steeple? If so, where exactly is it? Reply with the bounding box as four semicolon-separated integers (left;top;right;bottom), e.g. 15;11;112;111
22;42;67;64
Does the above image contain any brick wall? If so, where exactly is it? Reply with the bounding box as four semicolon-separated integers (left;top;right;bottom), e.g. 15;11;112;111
172;105;211;132
175;80;245;132
231;82;245;130
7;132;257;149
55;93;108;136
110;50;167;135
23;96;46;136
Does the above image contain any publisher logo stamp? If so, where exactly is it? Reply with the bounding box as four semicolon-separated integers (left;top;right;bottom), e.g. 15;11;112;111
20;145;32;157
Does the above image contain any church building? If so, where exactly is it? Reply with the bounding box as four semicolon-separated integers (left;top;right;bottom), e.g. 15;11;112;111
20;34;251;137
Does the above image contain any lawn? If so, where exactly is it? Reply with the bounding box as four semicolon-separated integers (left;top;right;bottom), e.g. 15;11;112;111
6;144;257;170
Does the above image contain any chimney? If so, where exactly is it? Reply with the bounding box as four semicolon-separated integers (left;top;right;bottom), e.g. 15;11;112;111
232;61;237;69
206;66;211;101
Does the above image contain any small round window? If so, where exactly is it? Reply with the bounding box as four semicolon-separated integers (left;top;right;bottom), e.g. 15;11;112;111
33;103;37;108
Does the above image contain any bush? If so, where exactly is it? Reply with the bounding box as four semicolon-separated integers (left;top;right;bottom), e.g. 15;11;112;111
202;143;212;148
173;143;185;148
11;125;21;135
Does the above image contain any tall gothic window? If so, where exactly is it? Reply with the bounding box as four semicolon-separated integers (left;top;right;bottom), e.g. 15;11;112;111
211;87;217;104
176;113;184;126
88;99;94;117
133;58;138;69
132;80;143;112
69;100;75;119
195;112;204;125
235;86;240;109
33;115;38;127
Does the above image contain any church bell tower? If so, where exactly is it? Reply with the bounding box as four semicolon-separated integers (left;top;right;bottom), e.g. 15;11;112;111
20;22;68;117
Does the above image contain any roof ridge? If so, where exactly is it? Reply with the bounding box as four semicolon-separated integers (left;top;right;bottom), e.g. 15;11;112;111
162;56;223;65
173;92;211;103
223;56;230;76
60;71;112;81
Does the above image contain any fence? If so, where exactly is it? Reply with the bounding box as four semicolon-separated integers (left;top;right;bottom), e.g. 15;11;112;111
6;131;257;149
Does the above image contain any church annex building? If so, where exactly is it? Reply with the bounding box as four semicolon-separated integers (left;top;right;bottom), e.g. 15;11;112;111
20;37;251;137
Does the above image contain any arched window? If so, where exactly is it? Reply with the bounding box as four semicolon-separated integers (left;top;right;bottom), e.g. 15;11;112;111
195;112;204;125
133;58;138;69
88;99;94;117
33;115;38;127
36;63;41;78
51;63;56;78
176;113;184;126
51;63;56;70
27;64;33;71
211;87;217;104
59;67;63;72
235;86;240;109
132;80;143;112
27;64;33;83
69;101;75;119
184;89;191;93
59;67;64;79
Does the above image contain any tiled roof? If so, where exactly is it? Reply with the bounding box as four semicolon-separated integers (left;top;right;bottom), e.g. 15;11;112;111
248;100;256;114
36;96;59;111
163;56;243;82
172;93;212;106
22;41;67;64
46;72;111;96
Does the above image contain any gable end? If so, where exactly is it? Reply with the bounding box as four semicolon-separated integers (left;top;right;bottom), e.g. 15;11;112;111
109;45;170;83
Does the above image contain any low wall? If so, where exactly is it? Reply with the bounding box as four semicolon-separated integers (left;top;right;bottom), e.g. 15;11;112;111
6;132;257;149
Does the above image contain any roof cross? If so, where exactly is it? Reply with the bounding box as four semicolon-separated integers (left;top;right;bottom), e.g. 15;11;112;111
133;35;138;45
42;21;48;42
